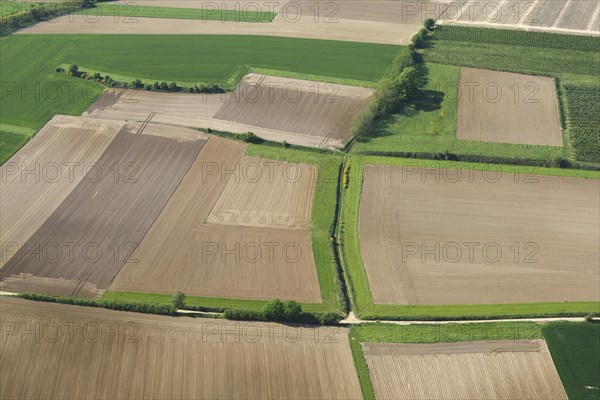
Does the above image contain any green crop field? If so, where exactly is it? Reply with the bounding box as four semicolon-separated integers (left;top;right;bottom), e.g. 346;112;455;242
0;34;397;162
76;3;276;22
542;322;600;400
563;85;600;163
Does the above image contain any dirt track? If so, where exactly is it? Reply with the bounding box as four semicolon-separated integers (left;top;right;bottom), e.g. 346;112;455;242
1;122;206;297
457;68;563;146
359;164;600;305
362;340;567;399
110;137;322;302
0;297;362;399
0;116;123;269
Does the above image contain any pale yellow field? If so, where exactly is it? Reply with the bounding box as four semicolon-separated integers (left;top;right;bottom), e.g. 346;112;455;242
0;297;362;399
363;340;567;400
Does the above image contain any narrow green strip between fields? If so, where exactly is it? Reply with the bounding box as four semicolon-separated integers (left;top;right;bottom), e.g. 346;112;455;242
249;67;378;89
76;3;276;22
340;154;599;320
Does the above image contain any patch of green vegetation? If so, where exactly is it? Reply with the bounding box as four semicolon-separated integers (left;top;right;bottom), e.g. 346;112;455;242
542;322;600;400
78;3;276;22
350;322;542;399
339;154;599;320
246;145;345;313
0;34;397;159
250;67;377;88
352;63;568;160
0;125;34;164
0;1;36;17
424;26;600;81
563;84;600;163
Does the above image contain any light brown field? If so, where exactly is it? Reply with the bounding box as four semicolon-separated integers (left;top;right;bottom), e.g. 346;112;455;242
85;89;332;148
362;340;567;400
207;156;317;230
0;116;122;269
110;136;321;302
0;297;362;399
457;67;563;146
1;121;206;297
17;0;448;45
359;164;600;305
214;73;374;144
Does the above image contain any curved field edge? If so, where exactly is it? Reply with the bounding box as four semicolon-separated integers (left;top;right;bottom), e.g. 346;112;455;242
349;321;544;400
104;144;346;314
340;154;600;320
75;4;276;22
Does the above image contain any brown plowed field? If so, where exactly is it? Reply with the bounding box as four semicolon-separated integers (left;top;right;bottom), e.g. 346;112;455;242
362;340;567;400
207;156;317;230
213;73;374;142
457;68;563;146
0;297;362;399
0;116;123;269
110;136;321;302
359;164;600;305
1;122;206;297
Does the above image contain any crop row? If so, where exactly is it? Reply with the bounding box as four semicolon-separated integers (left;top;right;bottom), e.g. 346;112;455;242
564;84;600;163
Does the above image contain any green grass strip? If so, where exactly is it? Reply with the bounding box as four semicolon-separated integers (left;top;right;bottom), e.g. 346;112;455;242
77;3;276;22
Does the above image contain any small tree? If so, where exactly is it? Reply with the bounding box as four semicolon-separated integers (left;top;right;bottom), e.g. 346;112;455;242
67;64;79;77
160;81;169;91
132;79;143;89
262;299;285;321
424;18;435;30
168;81;179;92
153;81;160;90
282;300;302;320
171;291;185;309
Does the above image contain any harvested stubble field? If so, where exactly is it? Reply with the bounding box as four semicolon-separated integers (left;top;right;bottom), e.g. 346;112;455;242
0;116;123;269
1;120;207;297
456;67;563;146
86;74;374;148
17;0;445;44
359;164;600;305
362;340;567;399
207;156;317;230
110;136;322;302
0;297;362;399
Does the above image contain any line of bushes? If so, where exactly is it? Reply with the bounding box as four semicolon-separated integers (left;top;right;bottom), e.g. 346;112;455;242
59;64;227;94
224;299;343;326
1;0;94;36
358;150;600;171
17;292;178;315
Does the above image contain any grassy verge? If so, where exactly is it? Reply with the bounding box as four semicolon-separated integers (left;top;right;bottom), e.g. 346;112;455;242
0;124;34;164
542;322;600;400
349;321;543;399
77;3;276;22
249;67;378;88
340;154;599;320
352;63;569;161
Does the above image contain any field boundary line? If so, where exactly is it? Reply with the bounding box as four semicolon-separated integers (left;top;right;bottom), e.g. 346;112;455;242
587;2;600;31
552;0;571;28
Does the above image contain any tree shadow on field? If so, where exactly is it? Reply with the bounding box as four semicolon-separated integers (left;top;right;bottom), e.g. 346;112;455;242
356;62;444;143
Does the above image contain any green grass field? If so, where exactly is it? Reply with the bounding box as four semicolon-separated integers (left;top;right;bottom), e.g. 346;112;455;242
77;3;276;22
352;63;569;160
339;154;599;320
350;322;543;399
542;322;600;400
0;34;397;133
104;143;346;315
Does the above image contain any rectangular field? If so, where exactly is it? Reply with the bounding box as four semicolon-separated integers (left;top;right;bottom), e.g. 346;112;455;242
457;67;563;146
0;297;362;399
1;121;206;297
109;137;322;302
0;116;123;269
359;164;600;305
207;156;317;230
362;340;567;399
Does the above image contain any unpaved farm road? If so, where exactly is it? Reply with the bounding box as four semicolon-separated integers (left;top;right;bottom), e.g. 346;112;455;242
0;292;588;325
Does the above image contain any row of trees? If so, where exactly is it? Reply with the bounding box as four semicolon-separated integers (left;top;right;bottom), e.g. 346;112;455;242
62;64;226;94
